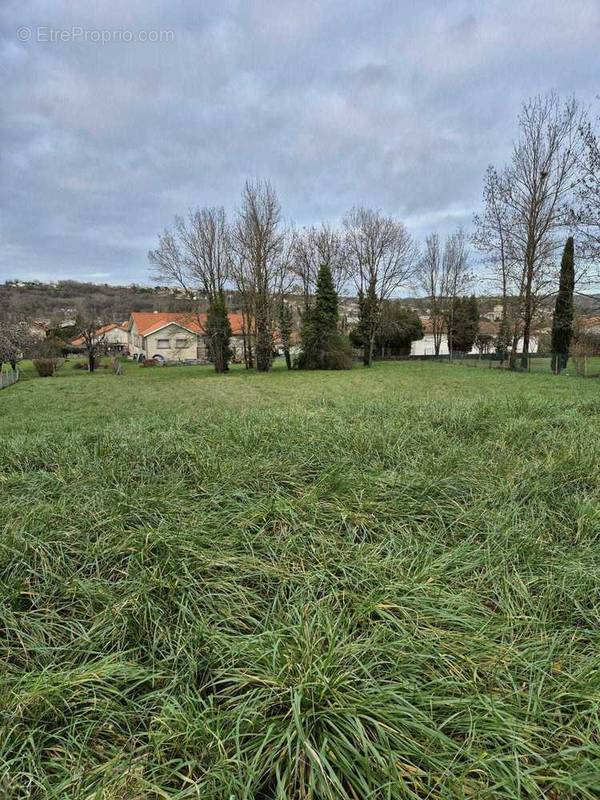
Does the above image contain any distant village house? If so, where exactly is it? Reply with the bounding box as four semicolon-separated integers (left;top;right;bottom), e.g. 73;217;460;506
127;311;246;363
410;319;538;357
71;322;129;353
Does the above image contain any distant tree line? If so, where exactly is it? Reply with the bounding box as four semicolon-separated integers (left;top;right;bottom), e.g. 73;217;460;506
3;92;599;377
148;181;424;372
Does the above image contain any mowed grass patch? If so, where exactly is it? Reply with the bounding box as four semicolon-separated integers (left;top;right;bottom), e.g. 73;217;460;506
1;361;600;798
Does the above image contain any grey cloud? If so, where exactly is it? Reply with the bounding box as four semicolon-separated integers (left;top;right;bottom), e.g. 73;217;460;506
1;0;599;282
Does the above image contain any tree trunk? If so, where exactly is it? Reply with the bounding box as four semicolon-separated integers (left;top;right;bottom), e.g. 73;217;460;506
213;341;227;373
213;342;225;374
519;248;535;369
241;314;254;369
243;331;252;369
433;319;442;356
284;347;292;370
255;303;272;372
363;333;375;367
499;257;509;363
89;352;95;372
447;306;454;361
520;308;532;370
552;351;568;374
509;324;520;370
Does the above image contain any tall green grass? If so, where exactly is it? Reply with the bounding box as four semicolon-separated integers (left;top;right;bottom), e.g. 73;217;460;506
1;362;599;798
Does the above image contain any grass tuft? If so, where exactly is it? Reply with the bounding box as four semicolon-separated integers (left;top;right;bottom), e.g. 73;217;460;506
1;361;600;797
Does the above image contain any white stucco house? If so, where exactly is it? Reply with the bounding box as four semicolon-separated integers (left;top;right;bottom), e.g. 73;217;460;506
127;311;246;363
71;322;129;352
410;318;538;357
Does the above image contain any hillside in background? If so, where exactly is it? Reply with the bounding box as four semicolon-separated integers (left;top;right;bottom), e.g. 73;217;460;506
2;278;599;329
0;280;191;325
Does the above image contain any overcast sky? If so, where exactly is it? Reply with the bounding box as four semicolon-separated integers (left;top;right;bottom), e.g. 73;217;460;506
1;1;599;285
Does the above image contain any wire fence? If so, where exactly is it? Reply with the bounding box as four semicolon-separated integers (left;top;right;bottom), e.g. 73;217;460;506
0;368;19;390
441;353;600;378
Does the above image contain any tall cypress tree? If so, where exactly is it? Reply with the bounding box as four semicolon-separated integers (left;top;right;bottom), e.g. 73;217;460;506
205;293;232;373
551;237;575;374
448;296;479;354
312;262;339;335
299;264;352;369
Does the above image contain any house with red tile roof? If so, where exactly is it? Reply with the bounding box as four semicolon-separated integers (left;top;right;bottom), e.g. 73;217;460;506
71;322;129;352
127;311;246;363
580;315;600;334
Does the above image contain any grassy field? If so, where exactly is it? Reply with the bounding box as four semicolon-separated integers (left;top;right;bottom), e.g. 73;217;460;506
1;360;600;799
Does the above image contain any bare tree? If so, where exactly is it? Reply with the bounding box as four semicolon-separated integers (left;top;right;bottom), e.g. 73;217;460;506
0;322;31;370
292;223;348;310
149;207;231;301
572;116;600;261
472;166;517;357
148;229;188;299
234;180;285;372
230;255;256;369
497;94;583;367
148;206;233;372
443;229;473;358
343;206;417;366
415;233;444;355
415;230;473;357
76;313;107;372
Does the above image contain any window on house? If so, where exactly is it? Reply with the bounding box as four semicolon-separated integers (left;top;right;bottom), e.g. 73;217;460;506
175;338;188;348
157;339;170;349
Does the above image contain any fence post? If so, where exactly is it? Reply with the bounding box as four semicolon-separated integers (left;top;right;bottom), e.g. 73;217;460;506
0;369;19;390
584;355;588;378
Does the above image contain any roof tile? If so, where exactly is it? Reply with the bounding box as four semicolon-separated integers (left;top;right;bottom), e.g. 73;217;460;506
130;311;245;336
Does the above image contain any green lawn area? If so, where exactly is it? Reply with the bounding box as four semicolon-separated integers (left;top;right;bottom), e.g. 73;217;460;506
1;360;599;798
